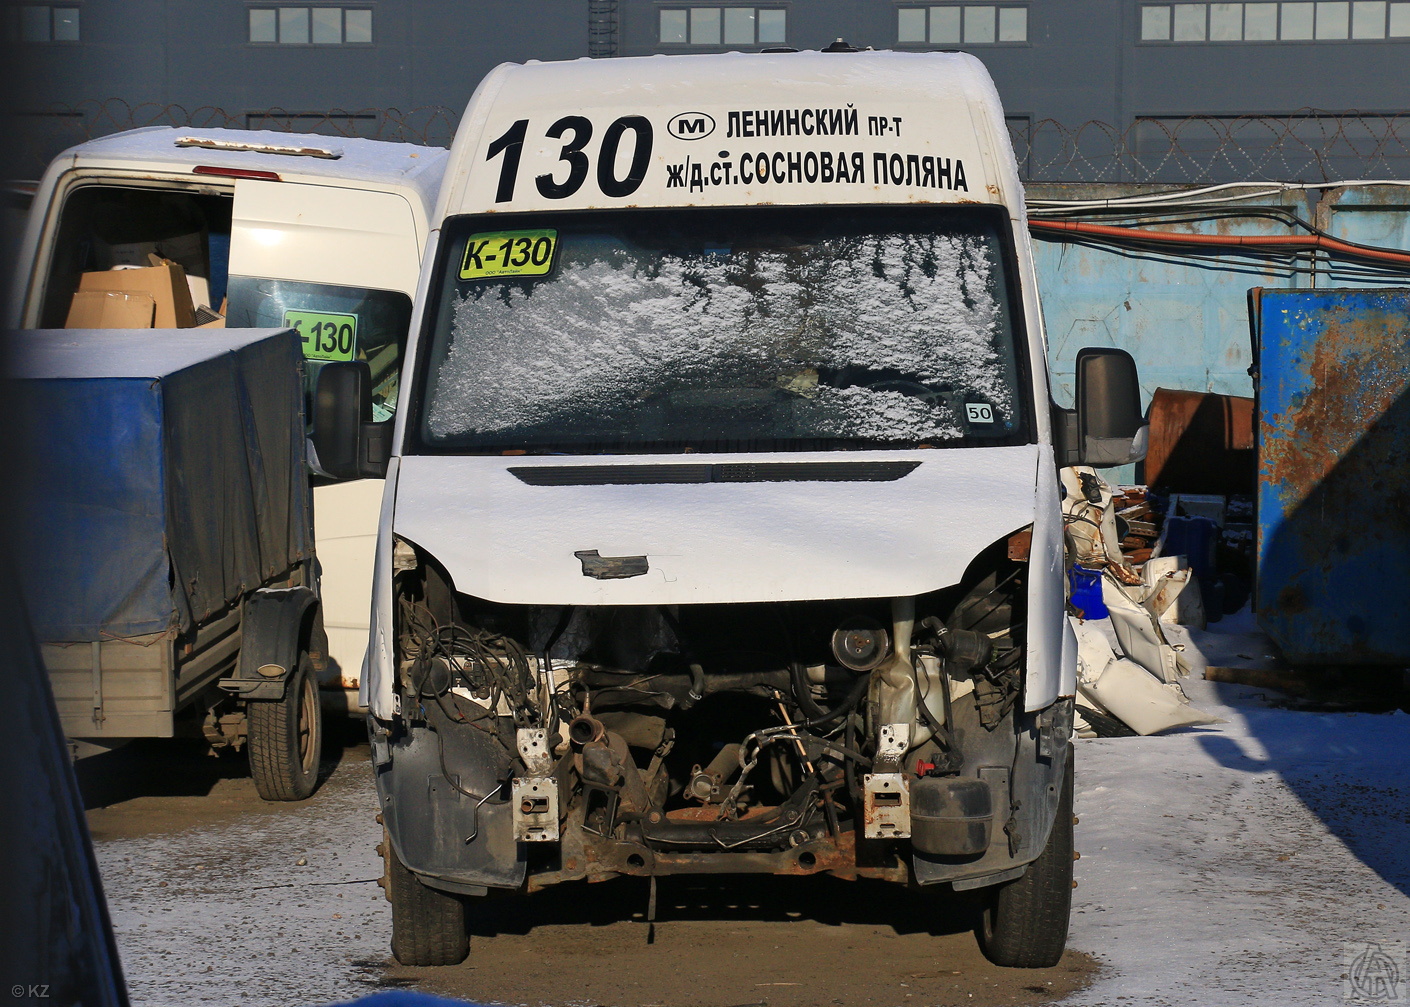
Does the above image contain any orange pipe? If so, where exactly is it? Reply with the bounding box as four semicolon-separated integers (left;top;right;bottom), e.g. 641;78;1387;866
1029;217;1410;267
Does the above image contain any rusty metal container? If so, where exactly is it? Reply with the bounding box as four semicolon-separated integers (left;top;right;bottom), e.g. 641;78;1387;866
1253;288;1410;666
1144;387;1256;494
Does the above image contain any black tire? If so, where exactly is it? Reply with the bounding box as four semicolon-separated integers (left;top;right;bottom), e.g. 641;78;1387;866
976;748;1075;968
247;652;323;801
385;833;469;966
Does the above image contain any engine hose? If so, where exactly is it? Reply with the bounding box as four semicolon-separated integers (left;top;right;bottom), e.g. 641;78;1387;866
844;717;860;803
812;737;873;767
932;657;963;773
790;661;831;720
799;669;872;731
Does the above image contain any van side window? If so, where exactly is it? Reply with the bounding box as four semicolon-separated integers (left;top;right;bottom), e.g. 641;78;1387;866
225;276;411;422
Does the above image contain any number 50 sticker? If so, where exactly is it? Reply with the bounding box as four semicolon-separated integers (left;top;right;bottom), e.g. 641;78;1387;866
965;402;995;424
459;229;558;280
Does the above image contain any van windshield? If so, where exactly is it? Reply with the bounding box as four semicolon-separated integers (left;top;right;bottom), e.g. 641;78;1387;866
416;206;1030;454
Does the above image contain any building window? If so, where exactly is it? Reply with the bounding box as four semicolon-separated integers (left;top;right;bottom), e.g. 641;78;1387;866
248;7;372;44
658;7;786;46
897;6;1028;44
1140;0;1410;38
14;5;80;42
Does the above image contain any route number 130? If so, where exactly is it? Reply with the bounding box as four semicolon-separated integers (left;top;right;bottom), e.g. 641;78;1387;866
486;116;654;203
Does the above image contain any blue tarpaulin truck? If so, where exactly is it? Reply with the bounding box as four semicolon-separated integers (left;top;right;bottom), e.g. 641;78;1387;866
5;327;326;800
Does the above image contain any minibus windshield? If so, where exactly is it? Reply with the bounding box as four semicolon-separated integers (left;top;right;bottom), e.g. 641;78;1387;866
415;206;1030;454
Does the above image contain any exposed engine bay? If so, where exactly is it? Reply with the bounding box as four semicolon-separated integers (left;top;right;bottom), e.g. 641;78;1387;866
373;529;1071;893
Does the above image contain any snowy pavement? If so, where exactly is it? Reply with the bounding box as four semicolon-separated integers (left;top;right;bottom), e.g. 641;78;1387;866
1068;611;1410;1006
87;610;1410;1006
91;755;391;1006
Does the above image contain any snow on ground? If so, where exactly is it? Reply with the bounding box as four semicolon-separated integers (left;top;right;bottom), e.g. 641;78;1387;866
90;609;1410;1007
1067;609;1410;1006
93;757;390;1007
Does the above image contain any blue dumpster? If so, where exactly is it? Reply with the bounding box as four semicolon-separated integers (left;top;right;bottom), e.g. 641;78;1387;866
1253;288;1410;666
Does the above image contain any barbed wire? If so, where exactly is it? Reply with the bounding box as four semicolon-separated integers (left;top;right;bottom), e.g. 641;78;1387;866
5;99;1409;184
1010;109;1410;183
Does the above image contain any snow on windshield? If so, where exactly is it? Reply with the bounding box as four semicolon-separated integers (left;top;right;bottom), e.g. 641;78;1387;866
425;229;1019;445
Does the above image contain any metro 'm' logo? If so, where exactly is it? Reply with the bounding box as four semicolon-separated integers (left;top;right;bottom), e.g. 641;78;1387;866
667;111;716;140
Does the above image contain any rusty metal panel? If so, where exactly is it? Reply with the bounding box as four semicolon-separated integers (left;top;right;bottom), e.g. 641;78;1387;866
1255;288;1410;665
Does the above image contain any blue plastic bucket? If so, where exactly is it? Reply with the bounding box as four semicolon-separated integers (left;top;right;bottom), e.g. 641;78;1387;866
1068;565;1108;619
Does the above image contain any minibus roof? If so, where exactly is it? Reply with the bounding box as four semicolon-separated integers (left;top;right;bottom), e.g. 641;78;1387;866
439;49;1019;218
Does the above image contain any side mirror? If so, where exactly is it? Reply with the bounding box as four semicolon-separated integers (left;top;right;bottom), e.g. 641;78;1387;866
1075;347;1146;466
1054;348;1148;467
311;360;391;480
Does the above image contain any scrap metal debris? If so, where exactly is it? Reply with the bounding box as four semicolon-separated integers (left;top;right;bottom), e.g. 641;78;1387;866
1061;466;1223;737
1073;618;1221;737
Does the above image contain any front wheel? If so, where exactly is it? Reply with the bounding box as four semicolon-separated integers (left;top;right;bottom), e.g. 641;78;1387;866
976;749;1075;968
247;652;323;801
384;832;469;966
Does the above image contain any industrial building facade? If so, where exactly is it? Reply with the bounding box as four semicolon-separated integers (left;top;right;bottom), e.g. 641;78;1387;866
3;0;1408;179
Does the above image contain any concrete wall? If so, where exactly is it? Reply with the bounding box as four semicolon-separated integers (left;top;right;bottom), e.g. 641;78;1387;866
1029;182;1410;478
5;1;589;115
1032;184;1410;413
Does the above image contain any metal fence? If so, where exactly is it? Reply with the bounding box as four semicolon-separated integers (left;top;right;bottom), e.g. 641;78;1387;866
1010;110;1410;184
8;100;1410;184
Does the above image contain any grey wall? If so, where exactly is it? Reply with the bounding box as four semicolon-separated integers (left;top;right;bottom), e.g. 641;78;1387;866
6;0;589;113
3;0;1407;178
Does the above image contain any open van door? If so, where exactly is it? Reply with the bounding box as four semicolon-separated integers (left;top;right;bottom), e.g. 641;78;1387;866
228;179;423;687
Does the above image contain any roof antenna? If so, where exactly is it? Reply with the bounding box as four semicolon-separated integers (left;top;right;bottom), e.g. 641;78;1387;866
822;38;861;52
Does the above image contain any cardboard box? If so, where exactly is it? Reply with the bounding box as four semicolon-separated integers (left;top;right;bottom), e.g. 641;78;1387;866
75;260;196;329
64;290;156;329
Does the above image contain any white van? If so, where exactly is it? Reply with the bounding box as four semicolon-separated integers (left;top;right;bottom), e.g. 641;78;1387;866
316;49;1145;968
8;127;447;696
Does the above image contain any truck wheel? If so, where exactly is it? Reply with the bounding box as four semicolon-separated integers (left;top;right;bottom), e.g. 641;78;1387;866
385;833;469;966
247;652;323;801
976;750;1074;968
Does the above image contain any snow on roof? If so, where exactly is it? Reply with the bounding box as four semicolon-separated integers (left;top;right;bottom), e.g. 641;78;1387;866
55;126;447;209
492;49;1000;113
